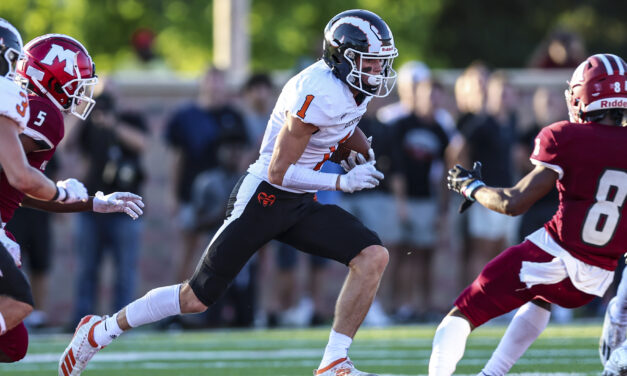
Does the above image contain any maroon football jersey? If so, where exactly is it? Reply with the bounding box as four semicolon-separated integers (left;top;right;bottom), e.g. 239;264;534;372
531;120;627;270
0;94;64;224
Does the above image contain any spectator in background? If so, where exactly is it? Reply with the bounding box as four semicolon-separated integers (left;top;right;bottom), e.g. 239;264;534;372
6;157;58;329
377;60;430;125
189;128;255;327
164;67;247;283
452;69;519;284
238;73;275;149
515;87;563;242
71;84;149;327
388;78;451;322
528;28;587;69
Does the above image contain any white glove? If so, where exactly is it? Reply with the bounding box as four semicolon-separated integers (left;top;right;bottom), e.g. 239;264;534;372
93;191;145;220
338;162;384;193
340;148;376;172
55;178;88;203
0;230;21;267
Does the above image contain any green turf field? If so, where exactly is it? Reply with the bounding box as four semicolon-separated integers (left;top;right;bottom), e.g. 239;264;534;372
3;323;604;375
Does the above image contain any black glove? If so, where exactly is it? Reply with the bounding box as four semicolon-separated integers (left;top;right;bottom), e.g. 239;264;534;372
447;161;485;213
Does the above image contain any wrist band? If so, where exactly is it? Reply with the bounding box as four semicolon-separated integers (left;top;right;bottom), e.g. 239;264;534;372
53;186;67;202
51;186;60;201
462;180;485;201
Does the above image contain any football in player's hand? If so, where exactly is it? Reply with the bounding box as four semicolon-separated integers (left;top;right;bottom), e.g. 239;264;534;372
329;127;370;163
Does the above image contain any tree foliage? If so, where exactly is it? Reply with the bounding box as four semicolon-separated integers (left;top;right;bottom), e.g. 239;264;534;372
1;0;624;75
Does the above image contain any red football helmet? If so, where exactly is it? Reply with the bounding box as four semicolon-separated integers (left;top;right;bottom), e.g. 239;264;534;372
565;53;627;123
17;34;97;120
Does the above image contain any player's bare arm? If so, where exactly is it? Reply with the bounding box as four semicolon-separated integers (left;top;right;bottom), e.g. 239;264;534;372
473;165;558;215
267;114;320;185
449;163;557;216
14;132;143;217
0;116;57;200
21;192;144;219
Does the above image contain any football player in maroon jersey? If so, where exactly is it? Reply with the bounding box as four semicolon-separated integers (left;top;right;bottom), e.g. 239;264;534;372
0;34;144;364
0;20;98;363
429;53;627;376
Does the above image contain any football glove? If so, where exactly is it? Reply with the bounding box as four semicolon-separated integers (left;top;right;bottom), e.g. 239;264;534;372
447;161;485;212
0;230;21;267
340;148;375;172
339;162;384;193
55;178;88;203
93;191;145;220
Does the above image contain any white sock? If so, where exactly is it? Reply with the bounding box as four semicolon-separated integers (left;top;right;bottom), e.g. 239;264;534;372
429;315;472;376
318;329;352;370
125;284;182;328
481;302;550;376
610;267;627;322
93;313;123;347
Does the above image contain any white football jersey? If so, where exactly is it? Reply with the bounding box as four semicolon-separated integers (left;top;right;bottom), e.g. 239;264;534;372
0;77;29;132
247;60;371;193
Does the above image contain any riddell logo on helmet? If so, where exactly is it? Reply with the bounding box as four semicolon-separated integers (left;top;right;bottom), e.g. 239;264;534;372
600;99;627;108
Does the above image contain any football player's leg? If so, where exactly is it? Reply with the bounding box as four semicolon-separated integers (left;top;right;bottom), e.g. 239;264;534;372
603;341;627;376
429;307;473;376
601;266;627;365
479;299;551;376
430;242;542;376
278;203;386;374
0;244;34;333
0;323;28;363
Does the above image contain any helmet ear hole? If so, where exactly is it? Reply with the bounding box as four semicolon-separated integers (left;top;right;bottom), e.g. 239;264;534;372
53;81;63;94
0;55;8;77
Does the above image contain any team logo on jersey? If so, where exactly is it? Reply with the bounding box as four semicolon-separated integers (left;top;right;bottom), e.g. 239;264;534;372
41;44;78;76
257;192;276;207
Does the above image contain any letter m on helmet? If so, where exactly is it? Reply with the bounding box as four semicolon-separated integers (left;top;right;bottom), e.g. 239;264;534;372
40;44;77;76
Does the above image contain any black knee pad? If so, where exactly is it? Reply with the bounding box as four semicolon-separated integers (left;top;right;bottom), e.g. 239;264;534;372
189;261;233;307
0;246;34;307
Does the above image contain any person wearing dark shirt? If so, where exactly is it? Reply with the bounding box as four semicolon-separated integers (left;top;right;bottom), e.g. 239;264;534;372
454;70;518;284
71;88;149;327
388;78;450;322
164;67;247;283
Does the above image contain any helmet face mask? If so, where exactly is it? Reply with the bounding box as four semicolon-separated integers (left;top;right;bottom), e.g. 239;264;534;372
0;18;24;82
17;34;98;120
62;74;98;120
344;48;398;97
323;9;398;98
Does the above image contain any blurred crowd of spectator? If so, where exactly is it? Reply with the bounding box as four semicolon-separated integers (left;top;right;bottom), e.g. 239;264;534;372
14;27;619;331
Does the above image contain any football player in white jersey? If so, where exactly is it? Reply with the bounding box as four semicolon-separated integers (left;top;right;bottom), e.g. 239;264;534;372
59;9;397;376
0;18;88;344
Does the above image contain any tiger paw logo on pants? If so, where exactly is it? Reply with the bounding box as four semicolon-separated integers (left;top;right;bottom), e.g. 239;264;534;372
257;192;276;207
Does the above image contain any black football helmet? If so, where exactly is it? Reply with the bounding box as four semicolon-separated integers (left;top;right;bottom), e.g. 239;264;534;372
323;9;398;97
0;18;23;81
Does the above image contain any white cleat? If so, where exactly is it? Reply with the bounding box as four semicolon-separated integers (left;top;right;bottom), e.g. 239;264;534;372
601;297;627;366
58;315;105;376
314;357;377;376
603;344;627;376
